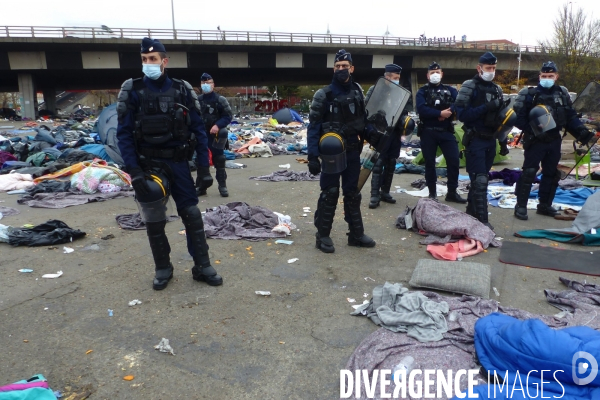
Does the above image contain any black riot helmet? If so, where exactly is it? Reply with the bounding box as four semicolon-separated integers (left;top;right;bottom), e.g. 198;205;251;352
494;106;517;141
135;170;171;222
213;127;229;149
399;115;415;136
319;132;346;174
528;105;556;137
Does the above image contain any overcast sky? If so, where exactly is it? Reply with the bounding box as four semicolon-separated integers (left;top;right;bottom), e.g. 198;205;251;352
2;0;598;46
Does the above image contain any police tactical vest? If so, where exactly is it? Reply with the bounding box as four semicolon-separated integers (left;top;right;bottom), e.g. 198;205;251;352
133;78;191;145
530;86;572;127
425;84;454;110
198;95;222;131
322;86;365;138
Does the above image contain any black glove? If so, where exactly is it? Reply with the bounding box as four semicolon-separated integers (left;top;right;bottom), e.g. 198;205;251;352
195;166;213;189
366;125;382;146
499;141;509;156
485;99;501;112
129;167;150;196
576;126;597;146
308;156;321;175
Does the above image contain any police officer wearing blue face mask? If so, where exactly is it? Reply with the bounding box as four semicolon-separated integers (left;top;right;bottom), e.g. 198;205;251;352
416;62;466;203
117;38;223;290
307;49;377;253
365;64;414;209
512;61;596;220
455;52;505;230
195;73;233;197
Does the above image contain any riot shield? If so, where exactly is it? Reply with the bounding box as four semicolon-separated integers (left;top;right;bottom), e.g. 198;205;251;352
559;82;600;179
358;77;412;191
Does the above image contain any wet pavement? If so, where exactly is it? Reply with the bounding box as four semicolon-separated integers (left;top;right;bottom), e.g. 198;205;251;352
1;147;598;399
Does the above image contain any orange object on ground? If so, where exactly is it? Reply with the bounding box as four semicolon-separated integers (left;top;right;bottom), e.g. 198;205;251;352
427;239;484;261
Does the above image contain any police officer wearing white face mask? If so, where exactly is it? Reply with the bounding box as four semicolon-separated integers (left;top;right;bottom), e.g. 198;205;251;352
416;62;466;203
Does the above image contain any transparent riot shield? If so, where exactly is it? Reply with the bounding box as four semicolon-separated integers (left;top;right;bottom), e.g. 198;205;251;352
358;78;412;191
559;82;600;179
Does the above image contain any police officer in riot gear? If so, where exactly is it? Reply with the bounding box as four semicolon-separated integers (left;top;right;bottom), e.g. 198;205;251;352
307;49;377;253
455;52;506;230
365;64;413;209
196;73;233;197
117;38;223;290
512;61;596;220
416;62;466;203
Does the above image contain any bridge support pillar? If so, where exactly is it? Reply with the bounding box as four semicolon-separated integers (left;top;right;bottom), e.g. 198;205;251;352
42;87;57;115
410;70;418;110
18;73;36;120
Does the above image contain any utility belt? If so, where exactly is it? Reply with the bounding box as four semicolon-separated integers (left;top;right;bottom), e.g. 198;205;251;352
139;143;195;162
461;127;494;147
423;126;453;133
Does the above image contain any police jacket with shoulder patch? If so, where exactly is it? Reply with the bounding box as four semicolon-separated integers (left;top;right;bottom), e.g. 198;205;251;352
116;75;208;170
416;83;458;131
198;91;233;133
307;78;368;158
513;83;582;142
455;74;504;135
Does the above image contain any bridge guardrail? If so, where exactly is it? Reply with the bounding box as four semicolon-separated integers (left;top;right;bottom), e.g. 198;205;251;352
0;25;577;55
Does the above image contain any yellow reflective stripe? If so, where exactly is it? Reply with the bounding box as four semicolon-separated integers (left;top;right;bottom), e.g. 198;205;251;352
320;132;345;150
149;174;166;196
501;109;515;125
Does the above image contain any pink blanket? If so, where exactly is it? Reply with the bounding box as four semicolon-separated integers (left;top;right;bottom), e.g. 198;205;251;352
427;238;484;261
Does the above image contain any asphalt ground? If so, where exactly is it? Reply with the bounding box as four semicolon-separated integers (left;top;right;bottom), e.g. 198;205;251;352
0;134;598;399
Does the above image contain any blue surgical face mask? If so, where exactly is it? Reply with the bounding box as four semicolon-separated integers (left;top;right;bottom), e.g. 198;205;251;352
391;80;400;85
540;78;555;88
142;63;162;80
201;83;212;93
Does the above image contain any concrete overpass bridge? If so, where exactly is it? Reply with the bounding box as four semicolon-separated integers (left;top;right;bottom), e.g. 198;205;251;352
0;26;547;119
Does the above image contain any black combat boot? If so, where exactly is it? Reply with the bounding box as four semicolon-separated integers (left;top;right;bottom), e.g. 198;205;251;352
214;155;229;197
428;184;438;201
472;173;494;231
445;188;467;203
368;171;381;209
196;166;213;197
314;186;339;253
344;191;376;248
537;172;560;217
379;158;397;204
537;203;559;217
180;206;223;286
146;220;174;290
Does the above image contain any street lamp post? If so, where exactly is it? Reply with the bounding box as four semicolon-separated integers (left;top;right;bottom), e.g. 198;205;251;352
171;0;176;34
516;45;522;92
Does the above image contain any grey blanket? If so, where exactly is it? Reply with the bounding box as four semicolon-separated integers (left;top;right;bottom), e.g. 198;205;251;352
344;277;600;400
249;170;319;182
17;190;133;208
115;213;180;230
351;282;449;342
203;201;286;241
0;206;20;218
397;198;500;248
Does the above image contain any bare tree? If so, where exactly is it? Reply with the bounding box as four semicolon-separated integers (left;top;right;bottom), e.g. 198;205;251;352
540;3;600;92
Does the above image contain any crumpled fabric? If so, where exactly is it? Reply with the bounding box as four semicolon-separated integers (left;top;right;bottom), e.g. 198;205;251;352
488;168;540;186
26;180;71;195
115;213;179;230
0;206;20;218
344;278;600;400
70;166;130;194
398;198;500;248
7;219;86;247
0;173;35;191
427;238;484;261
17;190;133;208
0;150;17;165
203;201;286;241
545;276;600;313
351;282;449;342
248;170;319;181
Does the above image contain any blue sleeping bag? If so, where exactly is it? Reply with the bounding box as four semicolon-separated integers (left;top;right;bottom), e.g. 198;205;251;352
453;313;600;399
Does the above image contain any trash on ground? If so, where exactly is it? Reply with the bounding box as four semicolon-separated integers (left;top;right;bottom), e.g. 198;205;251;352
255;291;271;296
82;244;100;251
86;350;93;354
347;298;356;303
363;293;369;298
18;269;34;273
154;338;175;355
101;234;115;240
108;309;113;317
287;258;299;263
278;164;291;169
364;276;375;282
123;375;134;381
63;247;74;253
128;299;142;307
272;223;293;235
351;300;369;310
42;271;63;278
275;239;294;245
493;287;500;296
495;237;504;241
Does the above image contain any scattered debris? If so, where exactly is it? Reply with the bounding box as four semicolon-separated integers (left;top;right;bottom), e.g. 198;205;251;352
42;271;63;278
108;309;113;317
347;298;356;303
364;276;375;282
287;258;299;264
154;338;175;355
18;269;33;273
351;300;369;310
275;239;294;245
279;341;285;344
278;164;291;169
493;287;500;296
101;234;115;240
255;291;271;296
86;350;93;355
128;299;142;307
363;293;369;298
63;247;74;253
123;375;134;381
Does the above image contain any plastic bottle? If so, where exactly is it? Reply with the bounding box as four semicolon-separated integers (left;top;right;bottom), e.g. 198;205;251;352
392;356;414;383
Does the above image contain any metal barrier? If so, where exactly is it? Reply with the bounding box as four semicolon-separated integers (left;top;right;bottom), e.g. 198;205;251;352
0;25;580;55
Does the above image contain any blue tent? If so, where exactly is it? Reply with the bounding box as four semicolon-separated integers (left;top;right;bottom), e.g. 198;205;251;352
272;107;303;124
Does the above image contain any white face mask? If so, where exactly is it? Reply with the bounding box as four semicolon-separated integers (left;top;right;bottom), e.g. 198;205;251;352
428;73;441;84
479;69;495;82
